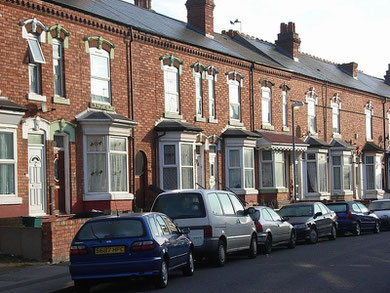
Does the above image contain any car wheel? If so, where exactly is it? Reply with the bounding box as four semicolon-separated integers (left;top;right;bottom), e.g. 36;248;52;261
248;235;257;259
373;220;380;234
307;227;318;244
74;280;90;293
287;230;296;249
329;224;337;240
353;222;361;236
261;234;272;254
154;259;168;289
213;240;226;267
182;250;195;276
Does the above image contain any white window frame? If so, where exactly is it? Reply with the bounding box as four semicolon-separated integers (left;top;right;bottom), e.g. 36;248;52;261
109;137;128;193
52;38;65;98
282;90;288;127
90;47;111;104
0;128;20;204
27;34;44;98
260;150;286;189
228;79;241;122
181;143;195;189
243;148;255;189
163;65;180;115
307;98;317;135
207;74;217;122
365;108;373;141
194;72;203;117
364;154;382;191
331;102;340;135
261;86;272;126
226;147;255;191
331;152;353;192
305;151;328;195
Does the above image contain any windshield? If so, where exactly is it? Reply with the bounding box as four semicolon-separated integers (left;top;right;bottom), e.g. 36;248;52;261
327;204;347;213
76;219;145;241
152;193;206;219
369;201;390;211
279;205;314;217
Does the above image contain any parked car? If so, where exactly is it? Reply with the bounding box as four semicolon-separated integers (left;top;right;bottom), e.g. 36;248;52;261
151;189;259;266
278;202;337;244
251;206;296;254
368;199;390;230
326;201;380;236
69;213;194;292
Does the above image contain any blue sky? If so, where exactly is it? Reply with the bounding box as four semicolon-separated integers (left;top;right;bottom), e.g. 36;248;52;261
126;0;390;78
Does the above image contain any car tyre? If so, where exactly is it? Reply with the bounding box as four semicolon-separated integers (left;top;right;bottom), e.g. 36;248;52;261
307;227;318;244
287;230;296;249
213;240;226;267
353;222;361;236
154;259;168;289
74;280;90;293
182;250;195;276
248;235;257;259
373;220;380;234
329;224;337;240
261;234;272;254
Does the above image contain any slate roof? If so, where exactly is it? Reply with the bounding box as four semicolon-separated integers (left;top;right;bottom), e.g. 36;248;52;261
45;0;390;98
305;136;331;148
154;120;202;132
0;98;27;112
76;110;137;126
330;138;355;150
256;130;306;145
221;128;260;138
362;141;385;153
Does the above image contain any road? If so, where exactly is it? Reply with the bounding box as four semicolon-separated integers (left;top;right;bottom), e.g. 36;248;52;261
56;231;390;293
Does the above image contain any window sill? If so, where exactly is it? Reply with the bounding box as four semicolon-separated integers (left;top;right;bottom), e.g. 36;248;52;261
163;112;183;119
261;124;274;131
282;126;290;132
90;102;115;112
27;93;46;102
83;192;134;201
229;120;243;127
0;196;22;205
53;96;70;105
259;188;288;194
332;133;341;139
194;116;206;122
208;117;218;124
229;188;258;195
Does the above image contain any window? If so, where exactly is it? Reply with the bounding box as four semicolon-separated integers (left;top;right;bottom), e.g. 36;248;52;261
343;156;352;190
365;108;373;140
261;150;273;188
314;204;321;214
262;209;273;221
332;156;342;190
181;144;194;189
208;193;223;216
357;203;369;213
275;152;285;188
365;155;375;190
268;208;282;221
260;150;286;188
0;131;16;196
90;48;111;104
306;153;328;193
164;65;180;114
282;90;288;127
156;215;170;235
244;148;254;189
318;154;328;192
162;145;178;190
218;193;235;215
28;36;44;95
52;39;64;97
27;37;45;63
332;103;340;134
86;136;128;194
194;72;203;117
307;99;316;134
162;216;179;234
261;87;272;125
228;80;240;121
228;149;241;188
208;76;216;119
229;194;244;214
352;203;361;213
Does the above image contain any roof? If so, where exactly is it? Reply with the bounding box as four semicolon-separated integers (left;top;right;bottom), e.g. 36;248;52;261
0;98;27;112
330;138;355;150
221;128;260;138
305;136;331;148
362;141;385;153
257;130;306;145
154;120;202;132
76;110;138;126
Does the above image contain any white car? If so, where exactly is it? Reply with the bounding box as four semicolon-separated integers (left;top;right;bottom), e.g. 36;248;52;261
151;189;259;266
369;199;390;230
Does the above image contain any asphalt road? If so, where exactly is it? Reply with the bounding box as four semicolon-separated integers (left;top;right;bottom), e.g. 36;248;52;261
57;231;390;293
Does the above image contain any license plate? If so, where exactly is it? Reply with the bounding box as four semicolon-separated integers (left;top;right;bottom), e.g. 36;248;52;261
95;246;125;255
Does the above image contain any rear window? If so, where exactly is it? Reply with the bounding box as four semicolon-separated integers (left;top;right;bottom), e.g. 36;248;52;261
279;205;313;217
152;193;206;219
327;204;347;213
76;219;145;241
369;201;390;211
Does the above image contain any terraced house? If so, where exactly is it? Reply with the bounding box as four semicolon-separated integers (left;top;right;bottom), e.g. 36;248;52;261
1;0;390;222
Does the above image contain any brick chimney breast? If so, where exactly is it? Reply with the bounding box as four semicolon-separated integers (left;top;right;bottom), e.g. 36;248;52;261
339;62;358;79
384;64;390;85
186;0;215;38
275;22;301;61
134;0;151;10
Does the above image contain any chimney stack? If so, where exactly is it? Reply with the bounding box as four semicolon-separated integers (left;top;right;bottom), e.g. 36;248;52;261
384;64;390;85
275;22;301;61
340;62;358;79
134;0;151;10
185;0;215;38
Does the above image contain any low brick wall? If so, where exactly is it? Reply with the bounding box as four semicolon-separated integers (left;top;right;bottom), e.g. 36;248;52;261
42;218;89;263
0;227;42;260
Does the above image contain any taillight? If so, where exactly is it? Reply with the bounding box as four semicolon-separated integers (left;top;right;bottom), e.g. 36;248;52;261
131;240;155;252
70;244;88;255
346;210;353;220
204;226;212;238
255;221;263;232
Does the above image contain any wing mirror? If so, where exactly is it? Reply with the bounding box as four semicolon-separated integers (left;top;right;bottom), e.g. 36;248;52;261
314;212;322;219
181;227;190;235
281;216;289;222
246;207;260;222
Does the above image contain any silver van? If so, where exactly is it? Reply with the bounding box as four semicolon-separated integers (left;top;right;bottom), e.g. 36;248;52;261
151;189;259;266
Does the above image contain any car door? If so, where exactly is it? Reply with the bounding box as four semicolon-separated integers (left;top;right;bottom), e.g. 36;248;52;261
162;215;188;266
268;208;290;243
351;203;365;229
313;203;326;236
357;203;375;229
318;203;333;235
156;215;181;268
262;208;280;243
217;192;239;252
229;194;253;249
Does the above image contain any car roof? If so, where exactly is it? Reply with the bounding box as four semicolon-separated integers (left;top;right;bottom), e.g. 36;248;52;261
282;202;316;207
159;189;233;196
85;212;162;222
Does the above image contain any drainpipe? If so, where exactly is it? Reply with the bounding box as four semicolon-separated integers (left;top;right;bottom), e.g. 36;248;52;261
250;62;255;131
382;98;387;191
155;132;167;191
324;81;328;142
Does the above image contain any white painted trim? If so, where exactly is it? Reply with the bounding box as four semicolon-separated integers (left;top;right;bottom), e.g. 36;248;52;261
0;196;22;205
83;193;134;201
27;93;47;102
22;117;50;139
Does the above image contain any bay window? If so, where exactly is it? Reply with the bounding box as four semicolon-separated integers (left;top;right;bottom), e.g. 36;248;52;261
260;150;286;189
0;131;16;196
244;148;254;189
227;148;255;190
306;152;328;194
365;155;376;190
332;154;352;192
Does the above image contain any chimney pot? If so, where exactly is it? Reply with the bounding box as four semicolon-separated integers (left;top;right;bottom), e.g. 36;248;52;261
275;22;301;61
186;0;215;38
384;64;390;85
134;0;151;10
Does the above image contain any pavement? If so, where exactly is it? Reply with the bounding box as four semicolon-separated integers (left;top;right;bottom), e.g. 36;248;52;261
0;261;73;293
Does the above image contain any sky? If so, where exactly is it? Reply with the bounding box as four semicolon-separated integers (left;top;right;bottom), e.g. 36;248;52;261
127;0;390;79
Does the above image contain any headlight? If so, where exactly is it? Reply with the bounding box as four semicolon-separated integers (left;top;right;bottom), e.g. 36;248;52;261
294;224;307;229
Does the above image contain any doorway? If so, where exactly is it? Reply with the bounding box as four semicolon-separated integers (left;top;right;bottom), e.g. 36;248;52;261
135;151;147;210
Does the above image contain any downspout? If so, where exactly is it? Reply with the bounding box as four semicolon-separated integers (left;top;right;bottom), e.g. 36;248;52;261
324;81;328;142
382;98;387;191
250;62;255;131
155;132;167;191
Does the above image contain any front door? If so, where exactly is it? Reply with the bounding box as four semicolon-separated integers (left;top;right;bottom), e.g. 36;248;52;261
28;135;46;216
54;149;65;213
209;146;217;189
196;146;204;189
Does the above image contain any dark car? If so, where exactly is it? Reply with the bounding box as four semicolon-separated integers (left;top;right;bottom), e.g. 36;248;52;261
69;213;194;292
326;201;380;236
368;199;390;230
278;202;337;244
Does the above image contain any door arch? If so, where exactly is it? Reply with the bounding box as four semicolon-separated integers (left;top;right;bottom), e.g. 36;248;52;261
135;151;147;211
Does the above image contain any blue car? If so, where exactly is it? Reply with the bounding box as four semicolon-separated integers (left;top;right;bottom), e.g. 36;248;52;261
69;213;194;292
326;201;380;236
